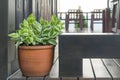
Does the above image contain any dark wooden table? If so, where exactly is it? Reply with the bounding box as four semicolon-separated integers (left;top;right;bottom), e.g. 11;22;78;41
59;33;120;77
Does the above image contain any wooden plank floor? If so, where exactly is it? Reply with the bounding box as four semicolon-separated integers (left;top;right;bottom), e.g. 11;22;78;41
8;59;120;80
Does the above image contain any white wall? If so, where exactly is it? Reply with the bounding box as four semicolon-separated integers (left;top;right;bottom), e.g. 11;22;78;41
58;0;109;12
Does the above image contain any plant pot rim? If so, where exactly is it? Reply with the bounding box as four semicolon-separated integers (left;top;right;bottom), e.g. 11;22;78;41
19;45;54;50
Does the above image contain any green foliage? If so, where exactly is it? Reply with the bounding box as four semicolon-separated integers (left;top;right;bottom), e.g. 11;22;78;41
8;14;64;46
75;16;88;28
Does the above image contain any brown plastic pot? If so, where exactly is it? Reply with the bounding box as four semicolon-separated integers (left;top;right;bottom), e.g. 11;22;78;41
18;45;54;77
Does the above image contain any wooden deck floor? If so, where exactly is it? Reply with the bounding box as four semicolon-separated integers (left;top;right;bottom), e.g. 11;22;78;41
8;59;120;80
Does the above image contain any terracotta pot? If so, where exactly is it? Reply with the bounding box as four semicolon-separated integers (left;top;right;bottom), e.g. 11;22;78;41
18;45;54;77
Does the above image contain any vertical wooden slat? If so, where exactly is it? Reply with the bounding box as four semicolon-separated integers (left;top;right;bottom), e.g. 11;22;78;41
50;0;53;15
8;0;15;33
38;0;51;20
53;0;57;15
39;0;43;18
23;0;27;18
46;0;51;20
32;0;36;16
37;0;41;20
15;0;24;29
16;0;33;27
42;0;45;18
44;0;47;19
23;0;32;18
36;0;39;20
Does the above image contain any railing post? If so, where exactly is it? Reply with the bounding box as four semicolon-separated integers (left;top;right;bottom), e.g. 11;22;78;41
117;0;120;29
111;5;116;28
79;15;83;31
103;8;111;32
90;13;94;32
86;12;88;26
65;13;69;32
105;8;111;32
102;10;105;32
60;12;62;19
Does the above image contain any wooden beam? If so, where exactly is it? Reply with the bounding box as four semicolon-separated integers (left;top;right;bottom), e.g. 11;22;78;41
54;0;57;16
0;0;8;80
117;0;120;29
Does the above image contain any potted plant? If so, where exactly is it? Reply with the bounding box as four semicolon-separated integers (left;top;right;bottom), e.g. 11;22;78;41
8;14;64;77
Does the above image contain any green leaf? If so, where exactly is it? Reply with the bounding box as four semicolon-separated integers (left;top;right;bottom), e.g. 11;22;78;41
27;14;36;23
48;39;57;45
8;33;19;39
42;27;51;34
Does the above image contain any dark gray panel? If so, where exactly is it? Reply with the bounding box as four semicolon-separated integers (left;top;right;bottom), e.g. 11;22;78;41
8;0;15;33
59;34;120;77
62;77;77;80
59;34;120;58
0;0;8;79
59;59;82;77
15;0;33;29
8;0;18;77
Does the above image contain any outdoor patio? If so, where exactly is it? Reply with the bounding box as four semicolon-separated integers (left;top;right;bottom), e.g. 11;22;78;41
8;47;120;80
7;20;120;80
1;0;120;80
8;59;120;80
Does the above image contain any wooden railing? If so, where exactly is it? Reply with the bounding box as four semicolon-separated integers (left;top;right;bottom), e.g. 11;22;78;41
58;12;92;20
57;8;112;32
